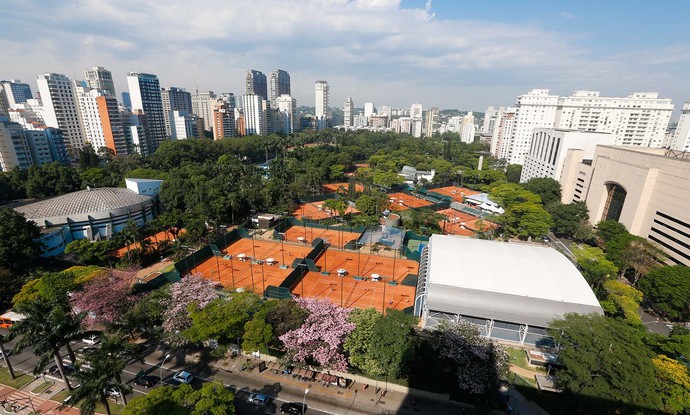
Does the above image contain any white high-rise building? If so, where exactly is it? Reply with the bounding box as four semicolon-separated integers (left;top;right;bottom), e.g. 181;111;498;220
170;111;201;139
343;97;354;127
269;70;290;107
242;94;266;136
508;89;559;164
554;91;673;148
493;107;516;161
1;80;33;110
488;107;506;155
275;94;296;134
460;112;476;144
75;84;107;150
410;103;423;119
315;81;329;130
0;121;32;171
127;72;166;154
520;128;615;183
36;73;85;152
671;102;690;151
423;107;439;138
364;102;375;118
161;87;193;137
192;91;216;132
84;67;116;97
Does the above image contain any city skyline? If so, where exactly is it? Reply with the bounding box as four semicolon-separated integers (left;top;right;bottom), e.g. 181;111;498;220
1;1;689;118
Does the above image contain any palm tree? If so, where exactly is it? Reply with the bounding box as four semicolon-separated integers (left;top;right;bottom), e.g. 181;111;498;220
9;302;83;391
69;349;132;415
0;334;15;379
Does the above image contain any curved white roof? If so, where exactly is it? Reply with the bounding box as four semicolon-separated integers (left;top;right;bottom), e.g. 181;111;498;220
424;235;602;327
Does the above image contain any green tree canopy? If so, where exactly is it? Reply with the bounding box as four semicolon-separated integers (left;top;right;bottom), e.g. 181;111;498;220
549;201;590;238
0;208;41;274
183;292;261;345
638;265;690;320
572;244;618;289
523;177;562;206
362;309;417;379
505;164;522;183
343;308;382;371
123;382;234;415
549;313;661;414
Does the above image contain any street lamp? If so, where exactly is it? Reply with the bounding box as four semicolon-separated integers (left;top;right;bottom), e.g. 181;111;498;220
302;388;309;415
159;353;172;383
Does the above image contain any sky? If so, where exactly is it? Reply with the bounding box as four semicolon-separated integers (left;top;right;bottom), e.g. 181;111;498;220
2;0;689;117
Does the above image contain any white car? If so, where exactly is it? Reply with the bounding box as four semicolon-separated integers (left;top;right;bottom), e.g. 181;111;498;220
82;334;101;345
173;371;193;384
104;387;120;397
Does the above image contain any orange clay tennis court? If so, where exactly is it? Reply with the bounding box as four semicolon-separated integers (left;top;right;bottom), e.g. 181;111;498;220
192;238;313;292
111;229;184;258
437;208;497;236
386;192;434;212
429;186;481;203
321;182;365;194
292;248;418;311
283;225;362;249
291;201;361;220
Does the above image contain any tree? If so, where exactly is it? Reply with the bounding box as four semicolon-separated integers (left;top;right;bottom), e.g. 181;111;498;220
9;302;84;391
549;201;589;238
505;164;522;183
64;239;115;265
523;177;562;206
343;308;382;371
162;275;219;338
599;279;643;326
549;313;661;414
638;265;690;320
0;267;22;316
498;202;552;240
118;285;171;339
373;170;404;188
183;292;261;345
431;321;509;397
279;298;355;371
595;219;629;245
79;167;115;188
25;162;81;197
0;208;41;274
123;383;234;415
489;183;541;208
242;317;273;353
572;244;618;289
263;299;308;342
70;271;139;328
362;309;417;379
355;193;387;216
653;355;690;414
323;198;348;218
399;208;445;236
78;144;101;170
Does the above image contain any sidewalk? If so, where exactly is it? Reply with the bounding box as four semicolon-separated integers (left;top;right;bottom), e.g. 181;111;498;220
0;383;80;415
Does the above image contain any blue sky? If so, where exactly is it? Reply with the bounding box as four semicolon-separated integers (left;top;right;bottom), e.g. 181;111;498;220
2;0;688;116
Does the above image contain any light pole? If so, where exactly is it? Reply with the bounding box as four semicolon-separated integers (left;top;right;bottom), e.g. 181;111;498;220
302;388;309;415
159;353;172;383
278;232;286;266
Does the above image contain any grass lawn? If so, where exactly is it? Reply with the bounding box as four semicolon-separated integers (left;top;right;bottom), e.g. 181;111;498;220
506;348;545;373
51;390;125;415
0;367;35;389
31;380;55;394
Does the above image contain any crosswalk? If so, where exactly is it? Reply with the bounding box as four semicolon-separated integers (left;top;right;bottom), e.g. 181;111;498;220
0;384;80;415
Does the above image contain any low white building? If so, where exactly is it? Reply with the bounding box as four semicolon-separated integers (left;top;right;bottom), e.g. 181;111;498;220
520;128;615;183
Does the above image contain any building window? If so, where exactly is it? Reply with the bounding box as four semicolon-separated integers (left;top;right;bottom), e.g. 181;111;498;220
602;183;626;222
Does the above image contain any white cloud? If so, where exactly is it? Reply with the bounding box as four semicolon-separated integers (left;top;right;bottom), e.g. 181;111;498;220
0;0;687;112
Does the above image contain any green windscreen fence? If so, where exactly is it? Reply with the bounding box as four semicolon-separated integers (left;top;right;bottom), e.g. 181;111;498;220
272;218;366;240
280;261;309;291
265;285;292;300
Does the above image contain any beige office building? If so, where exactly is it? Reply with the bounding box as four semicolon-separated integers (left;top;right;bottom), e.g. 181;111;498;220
561;145;690;266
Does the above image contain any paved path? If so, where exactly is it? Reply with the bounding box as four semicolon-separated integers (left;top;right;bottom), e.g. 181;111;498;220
0;384;80;415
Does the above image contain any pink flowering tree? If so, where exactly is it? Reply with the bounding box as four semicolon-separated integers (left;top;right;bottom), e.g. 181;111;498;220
162;274;219;336
279;298;355;372
70;270;139;328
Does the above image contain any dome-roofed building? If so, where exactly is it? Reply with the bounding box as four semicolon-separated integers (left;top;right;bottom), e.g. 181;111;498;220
14;178;161;257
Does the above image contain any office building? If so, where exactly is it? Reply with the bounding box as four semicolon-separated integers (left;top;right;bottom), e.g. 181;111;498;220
121;92;131;109
192;91;216;133
560;145;690;266
161;87;193;136
246;70;268;102
1;80;33;109
275;94;296;134
520;128;615;183
415;235;602;345
269;70;290;107
242;94;266;136
343;97;354;127
315;81;329;130
121;108;148;155
36;73;86;152
670;102;690;151
84;67;116;97
127;72;166;154
423;107;439;138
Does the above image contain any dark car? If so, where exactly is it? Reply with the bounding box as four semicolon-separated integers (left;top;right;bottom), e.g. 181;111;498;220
134;375;160;388
280;402;307;414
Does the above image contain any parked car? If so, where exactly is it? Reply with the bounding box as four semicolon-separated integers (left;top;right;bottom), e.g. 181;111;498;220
104;387;120;397
248;393;270;406
280;402;307;414
48;364;75;375
82;333;101;345
172;371;193;384
134;375;160;388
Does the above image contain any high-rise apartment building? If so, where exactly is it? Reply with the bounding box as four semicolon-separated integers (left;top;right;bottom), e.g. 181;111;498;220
1;80;33;109
364;102;375;118
276;94;297;134
315;81;329;130
460;112;476;144
343;97;354;127
423;107;439;138
242;94;266;136
74;84;127;155
36;73;85;152
170;111;202;139
212;103;236;140
671;102;690;151
410;103;423;119
246;70;268;102
269;70;290;107
84;67;116;97
161;87;192;136
192;91;216;133
507;89;559;164
75;84;106;150
97;95;127;155
492;107;516;161
127;73;166;154
0;120;32;171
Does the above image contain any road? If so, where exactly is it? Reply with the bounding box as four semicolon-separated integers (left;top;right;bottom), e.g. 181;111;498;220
1;331;454;415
